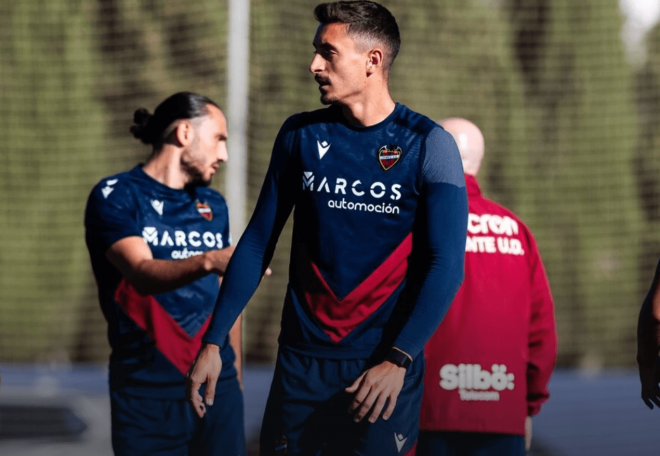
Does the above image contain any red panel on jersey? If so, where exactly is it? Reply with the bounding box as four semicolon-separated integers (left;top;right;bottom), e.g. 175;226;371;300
114;279;210;375
403;443;417;456
301;233;413;343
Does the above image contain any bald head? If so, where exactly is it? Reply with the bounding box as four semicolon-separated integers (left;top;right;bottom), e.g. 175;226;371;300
437;118;484;177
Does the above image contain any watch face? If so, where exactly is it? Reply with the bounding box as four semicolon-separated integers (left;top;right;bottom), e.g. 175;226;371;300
387;349;411;368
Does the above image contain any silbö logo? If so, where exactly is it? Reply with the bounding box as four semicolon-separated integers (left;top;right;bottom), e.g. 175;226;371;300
439;363;514;402
302;171;402;215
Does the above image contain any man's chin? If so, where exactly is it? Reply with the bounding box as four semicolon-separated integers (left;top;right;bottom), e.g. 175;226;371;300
199;176;213;187
320;93;338;105
186;175;213;188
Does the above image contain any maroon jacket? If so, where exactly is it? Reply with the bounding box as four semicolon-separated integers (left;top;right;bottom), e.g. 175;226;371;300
420;175;557;435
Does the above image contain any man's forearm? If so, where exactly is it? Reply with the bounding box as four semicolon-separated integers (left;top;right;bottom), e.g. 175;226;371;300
128;256;211;295
229;314;243;386
108;240;233;295
393;183;468;359
202;230;272;345
203;115;298;347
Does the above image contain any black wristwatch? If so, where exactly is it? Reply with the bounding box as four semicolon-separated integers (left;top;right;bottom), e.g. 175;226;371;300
386;348;412;369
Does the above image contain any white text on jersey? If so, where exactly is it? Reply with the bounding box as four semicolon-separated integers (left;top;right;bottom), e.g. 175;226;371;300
142;227;224;259
302;171;402;200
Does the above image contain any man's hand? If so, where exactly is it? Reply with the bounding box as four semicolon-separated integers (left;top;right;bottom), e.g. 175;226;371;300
345;361;406;423
525;416;532;451
639;362;660;409
186;343;222;418
204;246;236;275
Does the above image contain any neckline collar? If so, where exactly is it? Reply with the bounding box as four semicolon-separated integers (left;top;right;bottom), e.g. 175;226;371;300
333;102;402;132
465;174;481;197
131;164;192;196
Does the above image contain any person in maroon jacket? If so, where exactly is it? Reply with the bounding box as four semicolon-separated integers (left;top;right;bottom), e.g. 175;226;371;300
418;118;558;456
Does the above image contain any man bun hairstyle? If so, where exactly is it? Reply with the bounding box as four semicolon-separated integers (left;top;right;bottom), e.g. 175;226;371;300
314;1;400;72
130;92;220;149
130;108;154;143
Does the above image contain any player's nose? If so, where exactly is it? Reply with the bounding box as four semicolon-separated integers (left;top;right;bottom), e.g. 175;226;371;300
217;141;228;163
309;53;324;74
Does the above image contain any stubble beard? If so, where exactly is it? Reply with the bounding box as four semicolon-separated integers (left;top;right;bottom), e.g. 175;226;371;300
183;163;211;188
181;145;212;188
316;75;336;105
320;93;338;105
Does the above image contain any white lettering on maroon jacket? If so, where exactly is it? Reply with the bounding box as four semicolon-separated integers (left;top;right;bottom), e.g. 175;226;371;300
466;214;525;255
439;363;515;402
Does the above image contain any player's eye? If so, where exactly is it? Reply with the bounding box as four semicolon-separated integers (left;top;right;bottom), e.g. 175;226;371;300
314;47;333;59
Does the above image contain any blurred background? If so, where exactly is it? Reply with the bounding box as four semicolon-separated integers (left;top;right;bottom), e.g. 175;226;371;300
2;0;660;454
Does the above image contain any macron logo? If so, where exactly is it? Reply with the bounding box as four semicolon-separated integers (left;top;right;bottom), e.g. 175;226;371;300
317;140;331;159
101;187;114;199
394;433;407;453
151;199;164;215
101;179;118;199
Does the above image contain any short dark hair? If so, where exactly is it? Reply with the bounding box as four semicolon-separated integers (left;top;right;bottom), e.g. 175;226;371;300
130;92;219;149
314;1;400;71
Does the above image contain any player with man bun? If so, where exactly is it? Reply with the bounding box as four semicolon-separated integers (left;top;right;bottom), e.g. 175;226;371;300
84;92;246;456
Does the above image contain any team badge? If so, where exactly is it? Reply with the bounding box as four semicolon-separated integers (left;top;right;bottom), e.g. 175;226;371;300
378;145;403;171
196;202;213;221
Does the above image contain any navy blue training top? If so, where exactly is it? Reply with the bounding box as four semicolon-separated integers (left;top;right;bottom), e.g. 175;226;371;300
205;103;468;360
85;166;235;398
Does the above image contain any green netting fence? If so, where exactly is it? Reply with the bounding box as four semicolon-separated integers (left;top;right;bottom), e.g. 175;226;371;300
0;0;658;368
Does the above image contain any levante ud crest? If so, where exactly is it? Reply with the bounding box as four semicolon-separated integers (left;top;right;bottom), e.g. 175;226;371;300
378;145;402;171
196;202;213;221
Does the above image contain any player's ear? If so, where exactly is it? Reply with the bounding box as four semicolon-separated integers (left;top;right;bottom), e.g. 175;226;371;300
174;121;194;147
366;48;384;76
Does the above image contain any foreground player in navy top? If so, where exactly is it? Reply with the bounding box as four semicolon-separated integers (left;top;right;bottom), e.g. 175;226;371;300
85;92;246;456
188;2;468;455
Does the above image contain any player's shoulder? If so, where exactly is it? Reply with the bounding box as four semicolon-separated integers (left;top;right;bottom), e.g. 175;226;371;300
284;106;337;131
479;196;534;237
88;168;138;204
478;195;521;222
409;109;463;186
85;168;142;227
395;105;457;157
394;104;444;138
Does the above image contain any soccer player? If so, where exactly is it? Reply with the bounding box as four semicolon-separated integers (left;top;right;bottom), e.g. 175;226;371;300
188;2;468;455
418;118;557;456
637;260;660;409
84;92;246;456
